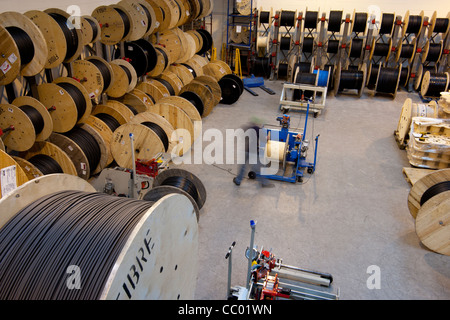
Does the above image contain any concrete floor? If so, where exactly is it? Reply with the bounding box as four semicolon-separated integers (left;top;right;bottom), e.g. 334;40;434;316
176;79;450;300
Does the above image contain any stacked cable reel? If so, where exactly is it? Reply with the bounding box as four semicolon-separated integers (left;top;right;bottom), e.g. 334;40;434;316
275;10;299;80
406;169;450;256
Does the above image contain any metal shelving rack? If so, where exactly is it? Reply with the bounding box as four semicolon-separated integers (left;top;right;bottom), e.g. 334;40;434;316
225;0;255;75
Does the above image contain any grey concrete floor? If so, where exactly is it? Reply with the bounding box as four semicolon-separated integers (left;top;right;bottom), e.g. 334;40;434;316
176;79;450;300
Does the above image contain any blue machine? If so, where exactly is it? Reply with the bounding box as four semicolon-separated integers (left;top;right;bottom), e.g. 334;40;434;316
249;103;319;183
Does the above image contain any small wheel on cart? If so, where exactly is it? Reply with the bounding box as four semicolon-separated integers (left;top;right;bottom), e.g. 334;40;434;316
307;167;314;174
297;176;303;183
313;112;318;118
248;171;256;179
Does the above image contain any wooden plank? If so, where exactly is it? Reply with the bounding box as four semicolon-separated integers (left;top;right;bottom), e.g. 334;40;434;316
402;167;435;186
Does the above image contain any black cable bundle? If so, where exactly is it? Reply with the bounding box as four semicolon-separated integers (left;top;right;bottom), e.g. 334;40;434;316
432;18;449;34
141;121;169;152
280;10;296;27
277;63;289;78
405;15;422;34
375;67;400;94
293;72;317;100
94;113;120;132
140;4;153;34
251;57;271;78
280;36;291;51
0;190;155;300
372;42;390;57
338;69;364;91
304;11;318;29
19;105;44;135
181;63;196;77
399;66;410;87
352;13;368;33
48;13;79;60
367;64;379;90
259;11;270;24
180;91;204;116
134;39;157;73
422;72;449;97
84;16;99;43
302;37;314;53
328;11;343;32
349;38;364;58
155;78;175;95
327;39;340;54
420;181;450;206
28;154;63;175
57;82;87;121
113;7;131;40
64;126;101;175
399;43;415;60
161;176;199;203
423;43;442;62
89;58;112;92
119;65;132;85
124;104;138;115
379;13;395;35
5;26;35;65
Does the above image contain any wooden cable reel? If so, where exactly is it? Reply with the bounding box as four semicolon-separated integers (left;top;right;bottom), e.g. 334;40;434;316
117;0;151;41
421;71;449;98
0;174;199;300
408;169;450;255
23;10;67;70
0;11;48;79
107;59;138;98
91;103;129;128
149;29;182;65
147;44;170;77
120;39;158;77
106;99;139;122
158;95;202;125
72;56;114;100
131;111;176;153
402;10;424;37
192;75;222;106
168;64;195;86
0;24;21;86
179;81;215;117
395;38;417;64
334;63;367;98
156;70;184;95
0;97;53;152
148;102;195;156
137;79;170;102
121;88;154;110
265;131;289;171
0;149;28;198
79;15;102;46
110;121;165;169
44;8;84;64
92;4;133;45
11;155;43;181
83;115;115;167
19;140;77;177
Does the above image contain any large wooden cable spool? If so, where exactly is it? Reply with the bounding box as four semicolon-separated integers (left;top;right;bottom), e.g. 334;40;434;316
79;15;102;45
0;11;48;78
117;0;150;41
408;169;450;219
23;10;67;70
415;190;450;256
84;115;115;167
120;89;154;111
195;29;213;55
334;63;367;98
91;104;129;128
150;29;182;65
421;71;449;98
120;39;158;77
155;70;184;95
0;25;21;86
11;155;43;181
148;102;195;155
137;79;171;102
168;64;195;86
72;57;114;100
0;149;28;198
106;99;139;122
146;44;170;77
0;174;198;300
179;82;215;117
159;95;202;126
107;59;138;98
182;57;204;78
92;5;133;45
131;111;176;153
110;122;165;169
44;8;84;63
192;75;222;106
186;30;203;53
414;64;436;91
19;140;78;177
